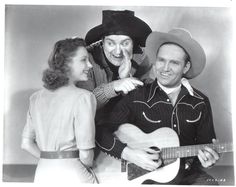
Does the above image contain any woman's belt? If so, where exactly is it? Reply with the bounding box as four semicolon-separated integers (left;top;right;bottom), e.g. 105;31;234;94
40;150;79;159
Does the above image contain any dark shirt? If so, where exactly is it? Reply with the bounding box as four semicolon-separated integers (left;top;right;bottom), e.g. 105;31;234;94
96;79;216;159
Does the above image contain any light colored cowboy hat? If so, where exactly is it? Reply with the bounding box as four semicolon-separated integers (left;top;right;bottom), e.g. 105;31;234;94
145;28;206;79
85;10;152;53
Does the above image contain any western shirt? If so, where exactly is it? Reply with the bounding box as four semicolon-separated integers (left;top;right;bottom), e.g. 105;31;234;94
96;80;216;159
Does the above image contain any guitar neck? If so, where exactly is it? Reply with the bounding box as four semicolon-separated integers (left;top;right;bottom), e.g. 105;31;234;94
161;142;233;159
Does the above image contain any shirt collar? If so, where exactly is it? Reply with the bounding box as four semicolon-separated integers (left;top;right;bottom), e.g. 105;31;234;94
158;82;182;95
147;79;194;102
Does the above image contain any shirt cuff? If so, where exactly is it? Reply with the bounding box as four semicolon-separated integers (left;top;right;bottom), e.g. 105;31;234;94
96;138;127;159
93;82;118;105
103;82;117;99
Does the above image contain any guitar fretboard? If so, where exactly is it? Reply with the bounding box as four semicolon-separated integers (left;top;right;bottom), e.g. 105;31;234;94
161;142;233;159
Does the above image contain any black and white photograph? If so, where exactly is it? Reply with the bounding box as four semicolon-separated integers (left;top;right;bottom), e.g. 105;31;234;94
2;0;235;185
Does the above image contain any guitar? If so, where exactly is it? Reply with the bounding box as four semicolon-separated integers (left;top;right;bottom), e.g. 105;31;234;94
93;124;233;184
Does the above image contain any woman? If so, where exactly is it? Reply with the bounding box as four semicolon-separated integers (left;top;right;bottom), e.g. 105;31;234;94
21;38;97;183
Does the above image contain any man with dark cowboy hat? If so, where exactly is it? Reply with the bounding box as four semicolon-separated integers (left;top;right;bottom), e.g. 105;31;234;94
95;28;220;185
76;10;153;113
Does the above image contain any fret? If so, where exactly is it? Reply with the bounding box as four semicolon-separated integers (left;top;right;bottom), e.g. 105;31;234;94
161;142;233;159
161;147;166;160
176;150;180;158
162;146;167;160
173;149;176;158
165;146;168;160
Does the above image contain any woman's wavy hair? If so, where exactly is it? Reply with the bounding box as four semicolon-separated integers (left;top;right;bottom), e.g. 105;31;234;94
42;37;86;90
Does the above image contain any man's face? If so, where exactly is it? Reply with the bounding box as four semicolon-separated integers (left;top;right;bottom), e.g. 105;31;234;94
154;43;190;88
103;35;133;66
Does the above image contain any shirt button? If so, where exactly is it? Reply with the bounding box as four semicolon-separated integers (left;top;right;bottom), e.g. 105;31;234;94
174;124;177;127
167;99;170;102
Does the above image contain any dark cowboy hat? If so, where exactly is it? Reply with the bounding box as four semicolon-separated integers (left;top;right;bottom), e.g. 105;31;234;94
145;28;206;79
85;10;152;53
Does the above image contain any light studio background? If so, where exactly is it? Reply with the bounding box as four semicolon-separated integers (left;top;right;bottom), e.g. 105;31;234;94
3;5;233;183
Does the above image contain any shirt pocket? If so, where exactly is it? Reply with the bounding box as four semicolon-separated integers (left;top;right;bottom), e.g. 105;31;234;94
142;111;162;124
186;112;202;124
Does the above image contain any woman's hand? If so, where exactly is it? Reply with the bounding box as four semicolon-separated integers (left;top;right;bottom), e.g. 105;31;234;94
21;137;40;158
79;149;94;167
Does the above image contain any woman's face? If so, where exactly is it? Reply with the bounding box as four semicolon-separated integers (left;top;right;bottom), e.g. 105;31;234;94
103;35;133;66
68;47;92;82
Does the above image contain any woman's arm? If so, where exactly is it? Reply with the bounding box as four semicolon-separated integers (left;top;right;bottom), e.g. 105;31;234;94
21;98;40;159
75;92;96;167
21;137;40;158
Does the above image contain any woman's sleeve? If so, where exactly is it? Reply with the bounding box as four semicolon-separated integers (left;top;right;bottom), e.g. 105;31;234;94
22;102;36;140
74;92;97;150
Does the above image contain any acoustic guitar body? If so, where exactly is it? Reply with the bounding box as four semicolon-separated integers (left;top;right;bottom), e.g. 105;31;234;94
94;124;181;184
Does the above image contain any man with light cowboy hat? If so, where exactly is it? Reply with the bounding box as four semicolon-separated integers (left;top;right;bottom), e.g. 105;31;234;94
95;28;220;185
76;10;153;115
146;28;206;81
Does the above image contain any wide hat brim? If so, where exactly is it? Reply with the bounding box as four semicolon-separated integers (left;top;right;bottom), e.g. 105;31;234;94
85;11;152;49
145;30;206;79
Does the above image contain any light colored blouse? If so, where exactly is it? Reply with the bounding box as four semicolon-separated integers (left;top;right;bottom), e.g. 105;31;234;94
22;85;97;151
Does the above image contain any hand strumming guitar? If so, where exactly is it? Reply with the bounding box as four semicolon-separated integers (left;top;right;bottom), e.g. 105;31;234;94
121;146;162;171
